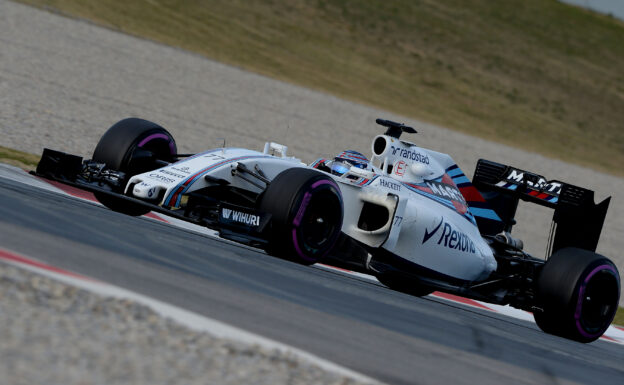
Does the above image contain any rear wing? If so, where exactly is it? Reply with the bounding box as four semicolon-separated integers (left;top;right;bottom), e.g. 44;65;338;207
471;159;610;254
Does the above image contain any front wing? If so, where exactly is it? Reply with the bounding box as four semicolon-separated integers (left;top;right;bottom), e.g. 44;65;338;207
32;148;272;247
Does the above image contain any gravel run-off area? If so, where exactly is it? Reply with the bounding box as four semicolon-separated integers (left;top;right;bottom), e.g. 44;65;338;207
0;261;379;385
1;2;624;382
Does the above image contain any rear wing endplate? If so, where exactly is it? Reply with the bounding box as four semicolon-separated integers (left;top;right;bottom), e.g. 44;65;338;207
471;159;610;253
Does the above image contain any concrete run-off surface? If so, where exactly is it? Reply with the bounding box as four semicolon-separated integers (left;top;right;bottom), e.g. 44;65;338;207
0;260;377;385
1;0;623;302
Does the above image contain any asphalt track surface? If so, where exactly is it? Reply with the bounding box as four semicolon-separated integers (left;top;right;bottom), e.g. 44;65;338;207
2;0;624;293
2;176;623;385
1;1;624;383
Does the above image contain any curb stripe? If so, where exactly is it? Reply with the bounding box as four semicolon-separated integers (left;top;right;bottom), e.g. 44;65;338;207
432;291;493;310
0;249;93;280
37;177;169;223
44;179;97;202
0;247;377;383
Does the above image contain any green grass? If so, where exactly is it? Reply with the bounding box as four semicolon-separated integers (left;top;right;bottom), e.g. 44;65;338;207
614;307;624;327
13;0;624;175
0;146;39;170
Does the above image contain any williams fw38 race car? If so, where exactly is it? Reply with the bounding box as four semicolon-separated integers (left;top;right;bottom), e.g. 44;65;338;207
34;117;620;343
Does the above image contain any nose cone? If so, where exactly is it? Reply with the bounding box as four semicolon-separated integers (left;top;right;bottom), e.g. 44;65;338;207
132;181;161;200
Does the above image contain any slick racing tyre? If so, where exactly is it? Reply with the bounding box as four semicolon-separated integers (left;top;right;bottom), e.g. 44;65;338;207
92;118;177;216
259;168;343;265
534;247;620;343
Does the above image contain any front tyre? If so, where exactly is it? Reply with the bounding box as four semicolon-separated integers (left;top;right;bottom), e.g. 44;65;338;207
92;118;177;216
259;168;343;265
534;247;620;343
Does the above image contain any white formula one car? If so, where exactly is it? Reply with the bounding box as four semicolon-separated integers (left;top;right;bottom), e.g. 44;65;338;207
34;117;620;342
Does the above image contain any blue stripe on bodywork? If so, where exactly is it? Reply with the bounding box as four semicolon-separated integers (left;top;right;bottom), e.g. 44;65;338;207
505;183;518;191
360;175;379;186
403;183;477;226
446;167;463;177
451;175;471;185
469;207;502;221
164;155;273;207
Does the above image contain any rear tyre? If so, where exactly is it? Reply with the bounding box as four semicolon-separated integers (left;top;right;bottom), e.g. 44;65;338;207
259;168;343;265
534;247;620;343
92;118;177;216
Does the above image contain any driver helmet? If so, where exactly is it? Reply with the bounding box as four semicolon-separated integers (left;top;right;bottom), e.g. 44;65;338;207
330;150;370;176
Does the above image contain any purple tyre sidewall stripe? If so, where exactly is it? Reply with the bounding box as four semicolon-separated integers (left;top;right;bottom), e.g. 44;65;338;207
293;192;312;227
574;264;619;338
138;133;176;154
311;178;340;190
292;228;318;263
291;178;342;263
